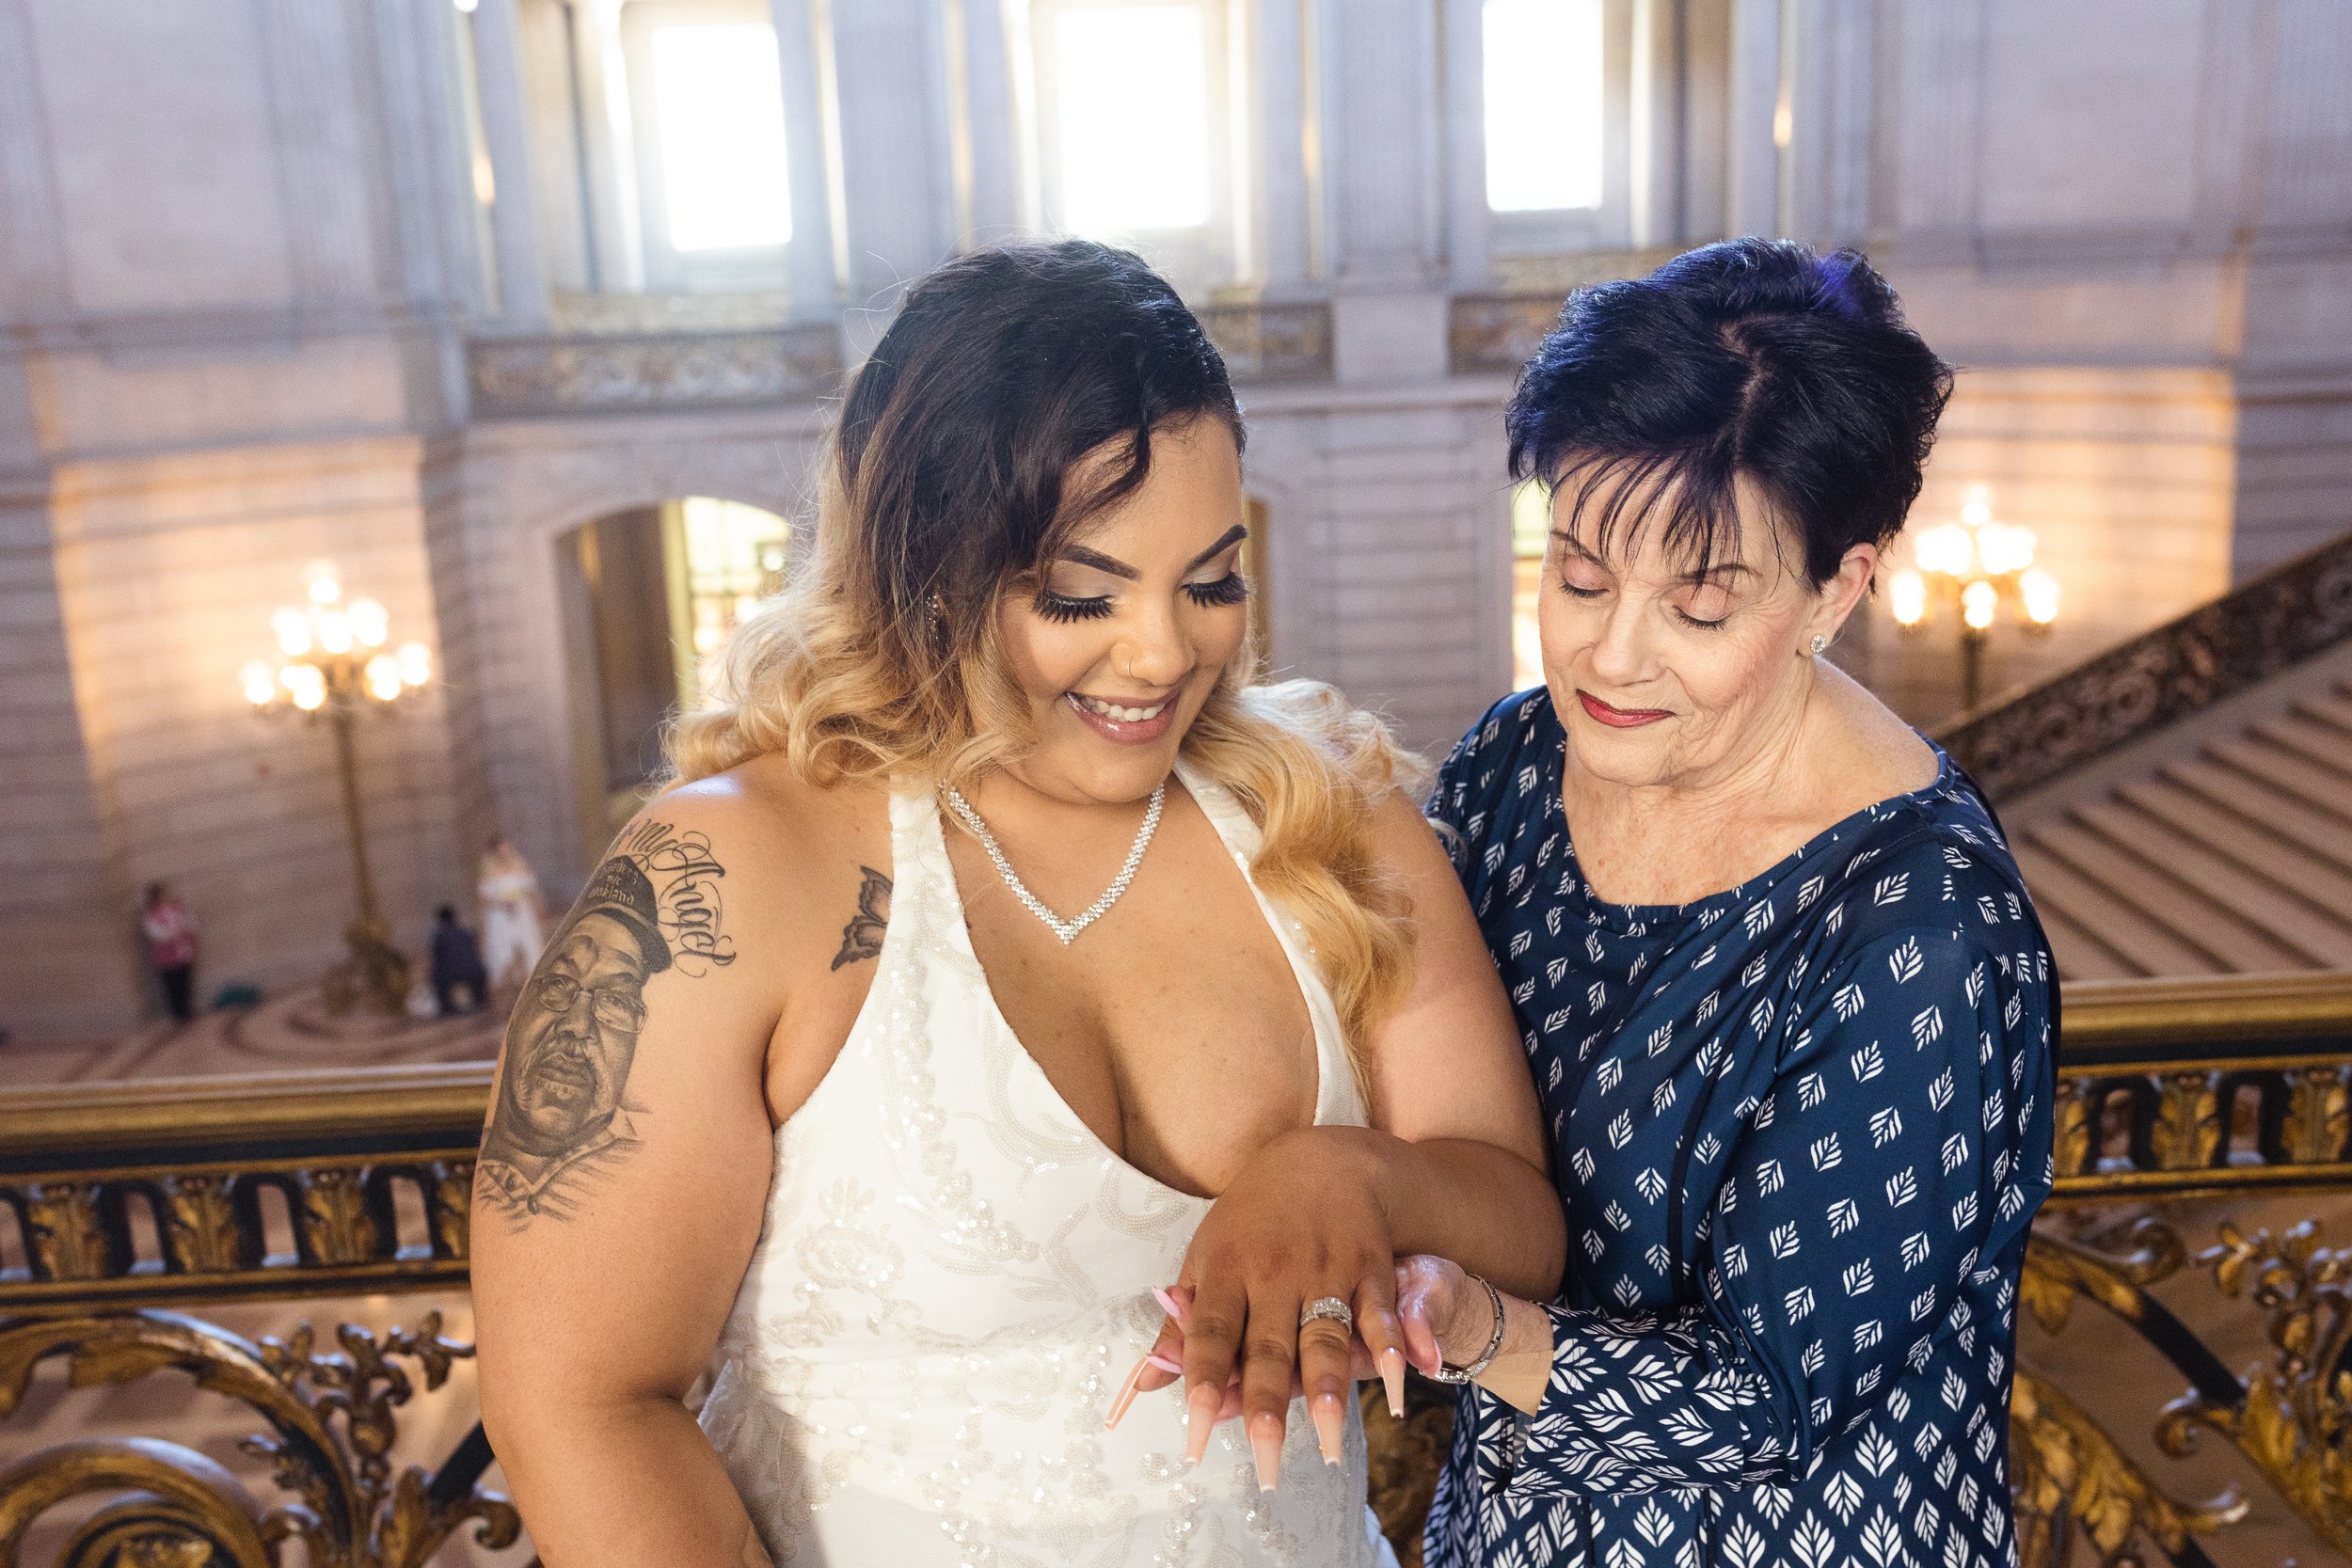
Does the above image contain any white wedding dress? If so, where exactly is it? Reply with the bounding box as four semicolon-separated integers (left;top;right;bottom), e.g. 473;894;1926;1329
700;764;1391;1566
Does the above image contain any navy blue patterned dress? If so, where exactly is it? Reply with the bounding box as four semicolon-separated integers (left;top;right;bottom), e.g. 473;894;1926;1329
1422;687;2057;1568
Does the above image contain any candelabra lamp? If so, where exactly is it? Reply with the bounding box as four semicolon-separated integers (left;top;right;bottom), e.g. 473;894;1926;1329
240;567;435;1015
1888;485;2062;714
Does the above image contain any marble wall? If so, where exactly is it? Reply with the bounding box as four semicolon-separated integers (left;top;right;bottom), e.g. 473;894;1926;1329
0;0;2347;1041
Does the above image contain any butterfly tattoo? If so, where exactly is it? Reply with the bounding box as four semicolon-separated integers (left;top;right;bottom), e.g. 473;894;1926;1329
832;866;891;970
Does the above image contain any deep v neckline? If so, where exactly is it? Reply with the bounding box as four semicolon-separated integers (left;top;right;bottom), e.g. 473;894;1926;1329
914;762;1354;1203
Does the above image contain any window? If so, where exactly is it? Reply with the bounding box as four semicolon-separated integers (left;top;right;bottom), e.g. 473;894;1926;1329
1511;480;1550;689
648;24;791;252
1479;0;1621;257
1028;0;1234;293
675;497;791;665
1483;0;1604;214
573;0;799;293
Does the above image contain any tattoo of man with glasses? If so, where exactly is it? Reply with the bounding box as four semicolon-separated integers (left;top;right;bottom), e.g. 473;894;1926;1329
479;847;685;1225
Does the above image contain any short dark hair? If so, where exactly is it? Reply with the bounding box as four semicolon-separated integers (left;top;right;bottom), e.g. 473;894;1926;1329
1505;238;1953;587
835;239;1243;645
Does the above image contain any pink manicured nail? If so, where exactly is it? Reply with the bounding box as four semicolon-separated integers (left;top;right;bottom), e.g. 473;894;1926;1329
1249;1417;1285;1492
1311;1394;1345;1465
1146;1352;1183;1375
1152;1285;1186;1323
1379;1347;1406;1420
1105;1356;1151;1429
1184;1383;1222;1465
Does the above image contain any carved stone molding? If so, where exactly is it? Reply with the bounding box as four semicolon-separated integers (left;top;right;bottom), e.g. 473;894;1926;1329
466;324;845;417
1942;525;2352;800
1198;301;1334;383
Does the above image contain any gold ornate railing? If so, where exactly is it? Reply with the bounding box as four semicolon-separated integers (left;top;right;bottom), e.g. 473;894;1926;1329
6;975;2352;1564
1941;525;2352;800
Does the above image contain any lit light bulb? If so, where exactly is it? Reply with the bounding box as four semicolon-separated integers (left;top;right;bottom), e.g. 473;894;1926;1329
241;661;278;706
307;569;342;606
396;641;433;687
316;610;355;655
2021;567;2061;626
272;607;311;657
1960;486;1994;530
1889;568;1929;627
286;664;327;711
1914;523;1975;578
364;654;404;702
1977;523;2036;578
347;598;389;649
1961;578;1998;631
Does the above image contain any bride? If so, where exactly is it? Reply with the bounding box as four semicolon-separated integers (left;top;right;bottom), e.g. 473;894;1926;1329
471;239;1563;1566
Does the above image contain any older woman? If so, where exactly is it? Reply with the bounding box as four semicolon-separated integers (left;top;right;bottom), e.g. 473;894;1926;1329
1395;240;2058;1568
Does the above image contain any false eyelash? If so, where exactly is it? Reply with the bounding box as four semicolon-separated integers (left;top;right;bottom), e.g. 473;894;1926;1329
1035;592;1114;624
1185;572;1249;607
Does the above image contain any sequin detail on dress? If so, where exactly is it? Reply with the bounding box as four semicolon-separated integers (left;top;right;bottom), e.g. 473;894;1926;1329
701;765;1390;1566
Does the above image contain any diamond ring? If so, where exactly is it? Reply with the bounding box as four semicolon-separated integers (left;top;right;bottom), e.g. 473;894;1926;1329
1299;1295;1354;1332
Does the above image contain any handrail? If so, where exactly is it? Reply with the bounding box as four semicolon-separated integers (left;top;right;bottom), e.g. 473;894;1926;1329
1940;524;2352;799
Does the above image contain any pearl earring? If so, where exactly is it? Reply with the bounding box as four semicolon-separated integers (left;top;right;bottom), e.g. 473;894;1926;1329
1809;634;1828;657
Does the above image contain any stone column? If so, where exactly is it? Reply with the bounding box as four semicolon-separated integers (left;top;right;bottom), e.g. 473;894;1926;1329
770;0;841;315
953;0;1024;244
1439;0;1490;291
829;0;956;313
468;0;550;326
1724;0;1782;239
1246;0;1316;292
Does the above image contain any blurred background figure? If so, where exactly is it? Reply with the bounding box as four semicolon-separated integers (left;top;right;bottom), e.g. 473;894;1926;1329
430;903;491;1016
478;835;548;993
139;882;199;1023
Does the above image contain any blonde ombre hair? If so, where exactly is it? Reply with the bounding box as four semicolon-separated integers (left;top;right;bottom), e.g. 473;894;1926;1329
665;241;1421;1082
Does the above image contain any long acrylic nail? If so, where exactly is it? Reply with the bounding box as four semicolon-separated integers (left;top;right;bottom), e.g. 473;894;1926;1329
1380;1347;1406;1420
1311;1393;1345;1465
1105;1355;1150;1429
1152;1285;1186;1323
1145;1352;1183;1376
1184;1383;1221;1465
1249;1417;1285;1492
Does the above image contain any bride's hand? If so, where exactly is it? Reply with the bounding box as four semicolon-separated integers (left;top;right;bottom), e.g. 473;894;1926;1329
1112;1284;1380;1427
1109;1128;1409;1488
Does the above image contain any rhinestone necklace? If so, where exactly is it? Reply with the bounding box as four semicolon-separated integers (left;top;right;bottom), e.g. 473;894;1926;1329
942;783;1165;945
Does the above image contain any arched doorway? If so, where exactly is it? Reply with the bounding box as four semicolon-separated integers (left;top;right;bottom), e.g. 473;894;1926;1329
555;497;790;860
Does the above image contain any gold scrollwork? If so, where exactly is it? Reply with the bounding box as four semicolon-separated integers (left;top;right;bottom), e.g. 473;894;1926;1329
2010;1365;2245;1567
296;1167;378;1266
2155;1221;2352;1556
0;1309;518;1568
26;1180;107;1282
2151;1073;2222;1171
163;1172;243;1275
2283;1067;2350;1166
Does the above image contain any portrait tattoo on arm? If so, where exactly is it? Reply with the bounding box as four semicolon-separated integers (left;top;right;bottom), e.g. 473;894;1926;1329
476;822;733;1228
831;867;891;970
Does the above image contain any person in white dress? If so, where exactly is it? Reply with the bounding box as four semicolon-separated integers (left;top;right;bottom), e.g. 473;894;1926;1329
470;241;1565;1567
477;833;548;990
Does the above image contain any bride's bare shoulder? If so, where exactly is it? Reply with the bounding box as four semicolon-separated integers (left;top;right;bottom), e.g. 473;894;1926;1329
641;755;895;956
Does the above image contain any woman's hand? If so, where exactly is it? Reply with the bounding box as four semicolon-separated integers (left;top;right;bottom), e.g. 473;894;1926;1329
1111;1128;1410;1489
1394;1253;1556;1415
1392;1253;1495;1376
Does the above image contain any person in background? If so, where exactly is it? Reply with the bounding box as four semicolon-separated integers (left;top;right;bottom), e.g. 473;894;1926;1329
430;904;490;1016
140;882;199;1023
478;833;548;992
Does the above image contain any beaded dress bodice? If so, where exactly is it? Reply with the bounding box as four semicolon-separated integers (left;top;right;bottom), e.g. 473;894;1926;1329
699;765;1384;1567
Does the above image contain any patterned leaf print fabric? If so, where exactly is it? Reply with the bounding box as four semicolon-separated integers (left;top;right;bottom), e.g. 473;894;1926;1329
1422;689;2057;1568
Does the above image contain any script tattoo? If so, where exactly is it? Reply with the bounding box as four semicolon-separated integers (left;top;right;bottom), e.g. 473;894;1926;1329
615;816;737;975
476;822;727;1227
832;867;891;970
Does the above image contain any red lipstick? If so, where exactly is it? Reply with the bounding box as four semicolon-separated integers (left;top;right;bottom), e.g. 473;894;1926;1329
1576;690;1673;729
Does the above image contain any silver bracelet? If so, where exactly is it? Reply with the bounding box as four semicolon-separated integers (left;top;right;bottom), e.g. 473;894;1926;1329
1426;1274;1507;1385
